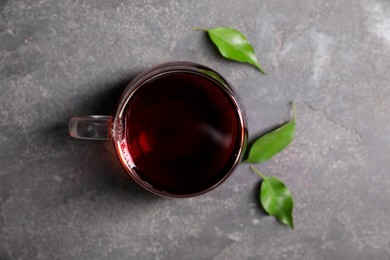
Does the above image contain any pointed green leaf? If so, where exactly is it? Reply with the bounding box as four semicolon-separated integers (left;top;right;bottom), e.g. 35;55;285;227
245;120;295;163
245;103;296;163
197;27;265;74
260;176;294;229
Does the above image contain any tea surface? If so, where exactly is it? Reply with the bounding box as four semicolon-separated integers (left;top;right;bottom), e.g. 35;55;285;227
125;71;240;194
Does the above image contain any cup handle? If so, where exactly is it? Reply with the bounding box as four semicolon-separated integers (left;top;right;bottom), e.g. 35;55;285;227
68;115;113;140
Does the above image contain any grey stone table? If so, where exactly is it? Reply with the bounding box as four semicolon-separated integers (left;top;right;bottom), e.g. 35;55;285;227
1;0;389;259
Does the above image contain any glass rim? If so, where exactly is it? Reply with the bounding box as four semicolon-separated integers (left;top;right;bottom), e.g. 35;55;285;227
111;62;247;198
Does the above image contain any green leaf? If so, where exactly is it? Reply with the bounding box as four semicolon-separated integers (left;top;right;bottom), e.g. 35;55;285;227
260;176;294;229
250;166;295;229
245;103;296;163
194;27;265;74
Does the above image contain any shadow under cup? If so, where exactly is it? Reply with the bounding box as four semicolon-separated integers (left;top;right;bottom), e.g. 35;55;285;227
69;62;247;198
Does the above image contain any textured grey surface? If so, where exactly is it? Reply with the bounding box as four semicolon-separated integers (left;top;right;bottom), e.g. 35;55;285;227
1;0;390;259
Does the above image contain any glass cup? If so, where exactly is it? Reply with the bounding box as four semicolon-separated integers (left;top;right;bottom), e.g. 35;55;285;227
69;62;247;198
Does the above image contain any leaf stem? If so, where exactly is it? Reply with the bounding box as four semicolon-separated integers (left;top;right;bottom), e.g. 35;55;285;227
192;27;208;31
249;165;267;180
292;101;297;121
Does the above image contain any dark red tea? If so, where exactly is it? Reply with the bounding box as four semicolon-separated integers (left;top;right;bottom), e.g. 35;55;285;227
124;71;241;195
